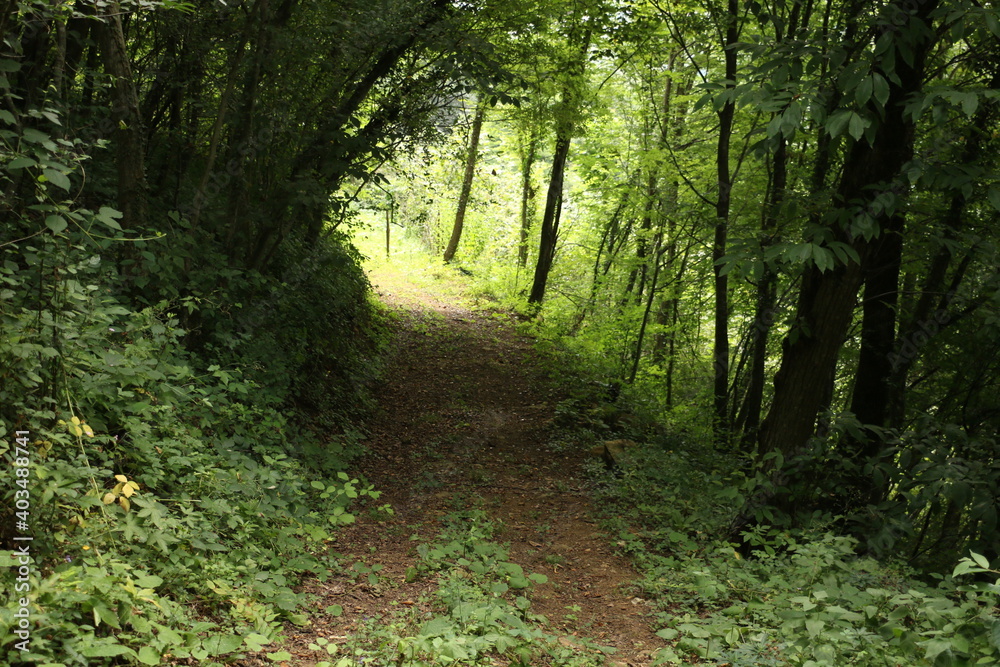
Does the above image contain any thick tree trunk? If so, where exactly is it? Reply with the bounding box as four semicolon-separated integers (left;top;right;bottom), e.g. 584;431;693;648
97;0;147;229
443;102;486;263
756;0;940;474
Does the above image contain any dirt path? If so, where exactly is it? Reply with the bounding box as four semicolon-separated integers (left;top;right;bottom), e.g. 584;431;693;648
278;268;664;665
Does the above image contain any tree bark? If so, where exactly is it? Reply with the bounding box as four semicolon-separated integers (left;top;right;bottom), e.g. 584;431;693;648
528;130;571;304
756;0;940;474
712;0;739;442
97;0;147;229
443;101;486;263
739;134;785;449
517;126;538;268
527;26;591;306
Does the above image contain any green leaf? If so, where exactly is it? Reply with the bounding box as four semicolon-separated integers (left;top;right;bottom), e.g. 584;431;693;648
137;646;161;665
855;75;873;106
134;574;164;588
43;168;70;191
22;128;49;143
421;617;453;636
0;59;20;72
7;156;35;170
45;215;68;234
805;618;825;637
288;613;310;626
657;628;680;640
0;109;15;124
959;92;979;117
97;206;123;230
825;110;851;138
988;187;1000;213
812;246;834;272
987;11;1000;38
971;551;991;568
244;633;271;651
80;643;135;658
153;623;183;645
848;113;867;141
326;604;343;617
921;638;953;662
94;603;122;629
203;634;244;654
872;73;890;108
267;651;294;662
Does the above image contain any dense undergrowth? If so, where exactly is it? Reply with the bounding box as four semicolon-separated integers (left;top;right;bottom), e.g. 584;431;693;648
1;121;388;664
544;373;1000;665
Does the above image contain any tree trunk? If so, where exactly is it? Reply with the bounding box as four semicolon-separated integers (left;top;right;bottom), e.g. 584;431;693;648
443;102;486;263
527;26;590;306
97;0;147;229
848;218;904;432
517;127;538;268
756;0;940;475
739;133;785;449
712;0;739;442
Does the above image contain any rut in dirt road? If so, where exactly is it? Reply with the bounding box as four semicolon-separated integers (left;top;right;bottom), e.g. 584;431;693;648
277;284;666;666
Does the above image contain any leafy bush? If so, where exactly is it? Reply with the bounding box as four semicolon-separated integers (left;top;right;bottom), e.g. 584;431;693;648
1;95;383;665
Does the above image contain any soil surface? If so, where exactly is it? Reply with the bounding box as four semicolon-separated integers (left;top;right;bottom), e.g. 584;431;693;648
263;267;664;665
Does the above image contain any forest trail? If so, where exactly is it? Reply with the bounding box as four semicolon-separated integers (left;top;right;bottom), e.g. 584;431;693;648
276;265;665;665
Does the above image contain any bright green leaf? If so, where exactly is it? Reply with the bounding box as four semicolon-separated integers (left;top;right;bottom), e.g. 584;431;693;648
203;634;244;654
244;633;271;651
137;646;161;665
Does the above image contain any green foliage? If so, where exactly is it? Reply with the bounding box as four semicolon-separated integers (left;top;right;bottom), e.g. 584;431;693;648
1;65;382;665
577;422;1000;667
647;534;1000;667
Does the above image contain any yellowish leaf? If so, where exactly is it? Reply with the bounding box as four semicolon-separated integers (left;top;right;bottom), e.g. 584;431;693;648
122;484;136;498
71;416;81;425
119;497;131;512
115;474;128;483
71;425;83;436
102;492;116;504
